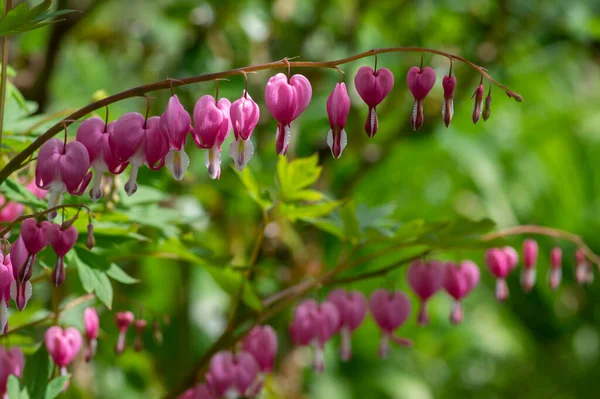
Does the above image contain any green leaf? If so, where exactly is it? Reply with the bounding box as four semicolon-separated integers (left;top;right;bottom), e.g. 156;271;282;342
0;1;77;36
7;375;20;399
0;178;46;208
279;200;343;221
72;251;113;308
23;346;51;399
302;217;344;238
106;263;138;284
276;154;322;201
340;201;361;242
44;376;69;399
232;167;272;209
205;266;262;311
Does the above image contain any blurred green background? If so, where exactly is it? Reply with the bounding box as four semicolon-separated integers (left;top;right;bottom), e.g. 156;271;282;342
5;0;600;398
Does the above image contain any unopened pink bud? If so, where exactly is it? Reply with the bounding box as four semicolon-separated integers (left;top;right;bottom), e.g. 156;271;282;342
548;247;562;290
325;83;351;159
472;84;484;124
442;75;456;127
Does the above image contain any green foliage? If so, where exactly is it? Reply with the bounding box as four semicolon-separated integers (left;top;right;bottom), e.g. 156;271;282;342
0;1;76;36
22;347;51;399
43;376;69;399
0;178;45;208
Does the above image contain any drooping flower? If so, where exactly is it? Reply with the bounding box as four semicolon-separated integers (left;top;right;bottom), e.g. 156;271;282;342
9;236;33;311
324;82;351;159
0;346;24;397
76;116;128;201
83;307;99;362
115;311;134;355
110;113;169;196
35;138;92;218
44;326;82;391
485;247;518;301
205;351;259;398
522;239;538;293
242;325;277;373
354;66;394;138
407;259;446;325
289;299;339;372
264;73;312;155
228;91;260;170
161;95;192;181
369;289;412;358
548;247;562;290
406;66;436;131
0;254;13;334
575;249;591;285
133;319;147;352
85;222;95;250
18;219;49;284
442;75;456;127
327;289;367;360
191;96;232;179
443;261;480;324
178;384;215;399
472;84;485;124
44;223;78;287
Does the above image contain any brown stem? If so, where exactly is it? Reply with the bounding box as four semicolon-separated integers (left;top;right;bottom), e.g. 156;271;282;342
482;225;600;269
0;0;13;155
0;203;92;237
0;47;522;185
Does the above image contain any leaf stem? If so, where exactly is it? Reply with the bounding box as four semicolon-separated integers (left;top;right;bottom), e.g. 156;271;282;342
0;46;522;185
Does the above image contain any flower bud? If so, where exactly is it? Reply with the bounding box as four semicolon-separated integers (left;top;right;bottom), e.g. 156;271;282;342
482;91;492;121
326;83;351;159
521;239;538;293
153;319;163;345
442;75;456;127
549;247;562;290
472;84;484;124
86;223;95;250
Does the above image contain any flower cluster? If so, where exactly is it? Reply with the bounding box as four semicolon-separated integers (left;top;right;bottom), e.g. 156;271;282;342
0;181;46;224
181;325;277;399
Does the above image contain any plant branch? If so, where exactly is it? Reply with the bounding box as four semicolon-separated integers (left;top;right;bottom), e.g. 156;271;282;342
0;47;522;185
0;0;13;156
0;202;93;237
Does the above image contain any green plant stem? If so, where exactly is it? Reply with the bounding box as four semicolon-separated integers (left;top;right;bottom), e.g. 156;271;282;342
0;46;523;185
0;0;12;156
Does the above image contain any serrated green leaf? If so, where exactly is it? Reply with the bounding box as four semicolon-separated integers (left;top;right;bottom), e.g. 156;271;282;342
232;167;271;209
0;1;77;36
276;155;322;201
106;263;138;284
0;178;46;209
44;375;69;399
7;375;20;399
279;200;343;221
23;346;50;399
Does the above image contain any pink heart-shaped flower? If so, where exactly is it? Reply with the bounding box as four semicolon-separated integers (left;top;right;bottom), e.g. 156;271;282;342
406;66;436;100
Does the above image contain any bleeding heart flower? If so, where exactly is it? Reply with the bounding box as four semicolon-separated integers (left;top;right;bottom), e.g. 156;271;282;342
228;91;259;171
521;239;538;293
83;307;99;362
115;311;134;355
110;113;169;196
242;325;277;373
44;326;82;392
191;95;232;179
205;351;259;398
575;249;588;285
407;259;446;325
9;236;33;311
354;66;394;138
472;84;485;124
44;223;78;287
327;289;367;360
549;247;562;290
264;73;312;155
483;91;492;121
133;319;147;352
26;180;47;199
406;66;436;131
178;384;215;399
369;289;412;358
161;95;192;181
0;346;24;397
325;83;351;159
289;299;339;372
0;253;13;334
444;261;480;324
35;139;92;218
18;219;49;283
76;117;128;201
485;247;517;301
442;75;456;127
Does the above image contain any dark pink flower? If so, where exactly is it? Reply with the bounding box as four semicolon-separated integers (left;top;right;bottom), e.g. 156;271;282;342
407;260;446;325
35;138;92;218
442;75;456;127
115;311;134;355
549;247;562;290
242;325;277;373
44;223;78;287
26;180;47;200
45;326;81;392
0;253;13;334
76;117;128;201
84;307;99;362
472;84;485;124
9;236;32;311
406;66;436;131
325;83;351;159
18;219;49;283
521;239;538;292
161;95;192;181
178;384;215;399
354;66;394;137
264;73;312;155
0;195;24;223
485;248;517;301
289;299;339;372
327;289;367;360
205;351;259;398
369;289;412;358
575;249;588;285
192;95;231;179
444;261;480;324
110;113;169;195
0;346;24;396
228;92;259;171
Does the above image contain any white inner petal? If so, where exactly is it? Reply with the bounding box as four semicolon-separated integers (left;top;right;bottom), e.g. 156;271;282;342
165;148;190;181
228;139;254;171
205;146;222;180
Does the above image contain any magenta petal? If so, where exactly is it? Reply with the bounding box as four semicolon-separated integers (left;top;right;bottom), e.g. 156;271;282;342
60;141;91;194
110;112;146;162
230;93;260;141
144;116;169;169
369;289;411;334
407;259;446;301
265;73;297;124
289;74;312;120
161;95;191;150
46;224;78;256
193;96;228;149
76;117;106;161
406;66;437;101
354;66;394;106
35;139;63;189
